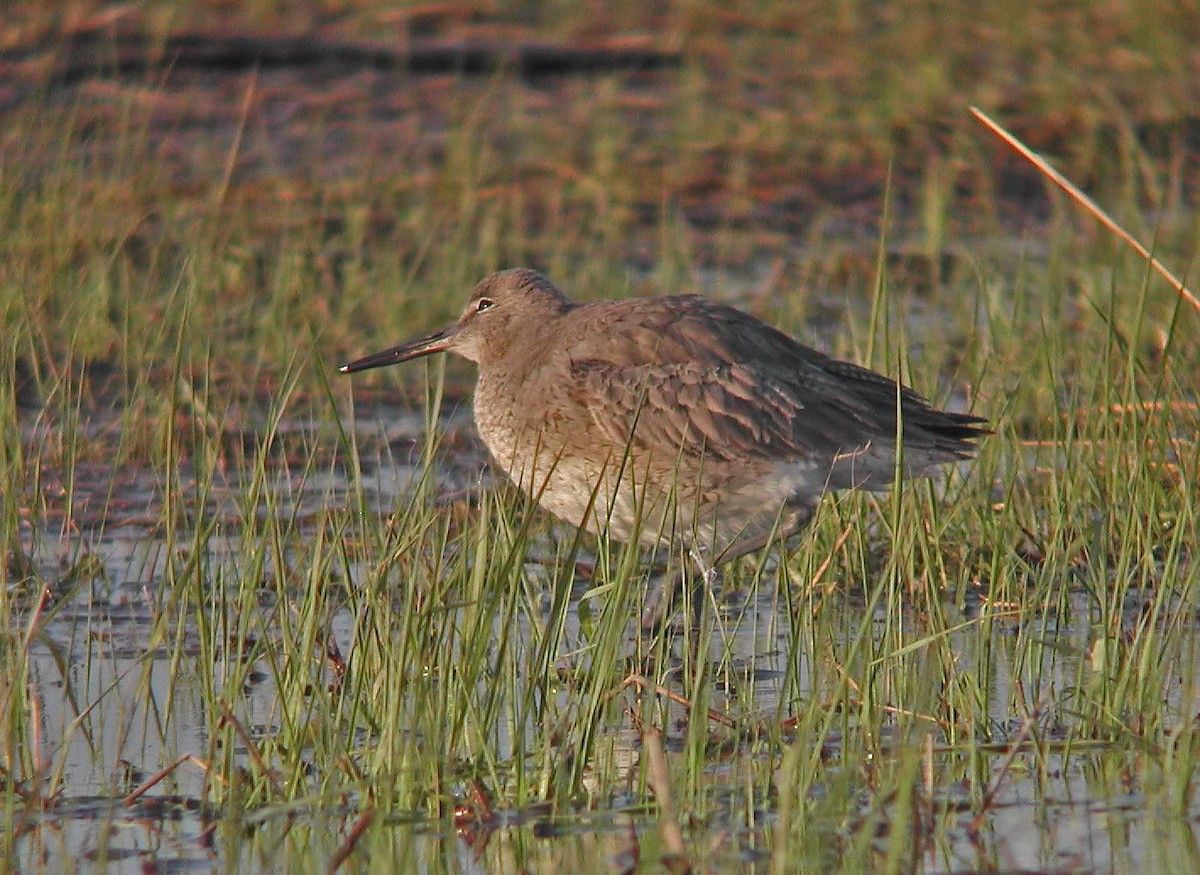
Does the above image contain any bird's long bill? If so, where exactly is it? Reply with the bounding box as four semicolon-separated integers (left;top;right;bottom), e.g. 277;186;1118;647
339;326;456;374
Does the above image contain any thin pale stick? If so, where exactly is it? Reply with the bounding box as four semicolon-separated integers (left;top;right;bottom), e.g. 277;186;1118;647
327;808;376;874
123;754;210;805
618;674;737;728
642;725;691;873
970;106;1198;315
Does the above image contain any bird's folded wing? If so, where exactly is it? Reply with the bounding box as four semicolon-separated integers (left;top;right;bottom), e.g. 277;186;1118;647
567;358;885;464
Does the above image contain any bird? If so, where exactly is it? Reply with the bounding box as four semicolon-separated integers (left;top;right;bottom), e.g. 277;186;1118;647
341;268;986;624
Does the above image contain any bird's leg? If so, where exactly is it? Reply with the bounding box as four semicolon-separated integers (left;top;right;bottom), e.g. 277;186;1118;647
712;505;814;568
640;554;689;631
688;547;717;588
639;547;711;631
685;546;720;624
639;504;815;631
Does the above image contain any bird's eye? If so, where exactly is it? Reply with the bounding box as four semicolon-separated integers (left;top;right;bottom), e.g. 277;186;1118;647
475;297;495;312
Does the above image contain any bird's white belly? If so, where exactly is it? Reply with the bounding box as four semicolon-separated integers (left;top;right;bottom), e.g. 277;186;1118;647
480;415;825;554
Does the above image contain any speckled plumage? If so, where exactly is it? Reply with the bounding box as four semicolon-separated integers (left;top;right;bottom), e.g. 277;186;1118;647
342;268;986;577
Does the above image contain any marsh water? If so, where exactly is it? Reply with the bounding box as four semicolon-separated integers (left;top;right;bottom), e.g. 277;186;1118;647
10;401;1198;873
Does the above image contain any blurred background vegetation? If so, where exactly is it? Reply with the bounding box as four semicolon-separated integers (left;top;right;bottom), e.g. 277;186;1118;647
2;1;1195;396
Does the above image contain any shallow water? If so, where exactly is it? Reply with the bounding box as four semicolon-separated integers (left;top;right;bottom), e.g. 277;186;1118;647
6;400;1199;872
18;577;1200;873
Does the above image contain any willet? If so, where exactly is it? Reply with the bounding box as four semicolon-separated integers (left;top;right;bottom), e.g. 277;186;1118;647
342;268;986;623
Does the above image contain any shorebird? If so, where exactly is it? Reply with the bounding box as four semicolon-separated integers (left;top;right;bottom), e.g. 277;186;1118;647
342;269;986;623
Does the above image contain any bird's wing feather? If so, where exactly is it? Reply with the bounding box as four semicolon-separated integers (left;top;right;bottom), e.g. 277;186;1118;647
568;358;882;465
563;296;983;486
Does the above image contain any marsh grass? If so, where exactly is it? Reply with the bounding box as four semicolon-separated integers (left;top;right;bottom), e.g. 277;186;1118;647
3;5;1200;870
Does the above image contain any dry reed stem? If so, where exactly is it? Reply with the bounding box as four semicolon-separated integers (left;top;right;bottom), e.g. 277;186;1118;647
122;753;211;805
327;807;376;874
218;704;283;797
641;725;691;874
815;523;855;595
968;688;1049;835
618;674;737;729
971;106;1198;315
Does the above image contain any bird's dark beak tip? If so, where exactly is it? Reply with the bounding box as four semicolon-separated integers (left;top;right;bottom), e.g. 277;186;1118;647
339;327;454;375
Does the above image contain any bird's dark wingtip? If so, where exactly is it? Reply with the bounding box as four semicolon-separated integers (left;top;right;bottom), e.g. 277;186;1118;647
914;409;990;459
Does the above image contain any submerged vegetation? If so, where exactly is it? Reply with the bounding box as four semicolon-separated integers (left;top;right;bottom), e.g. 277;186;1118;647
2;1;1198;871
